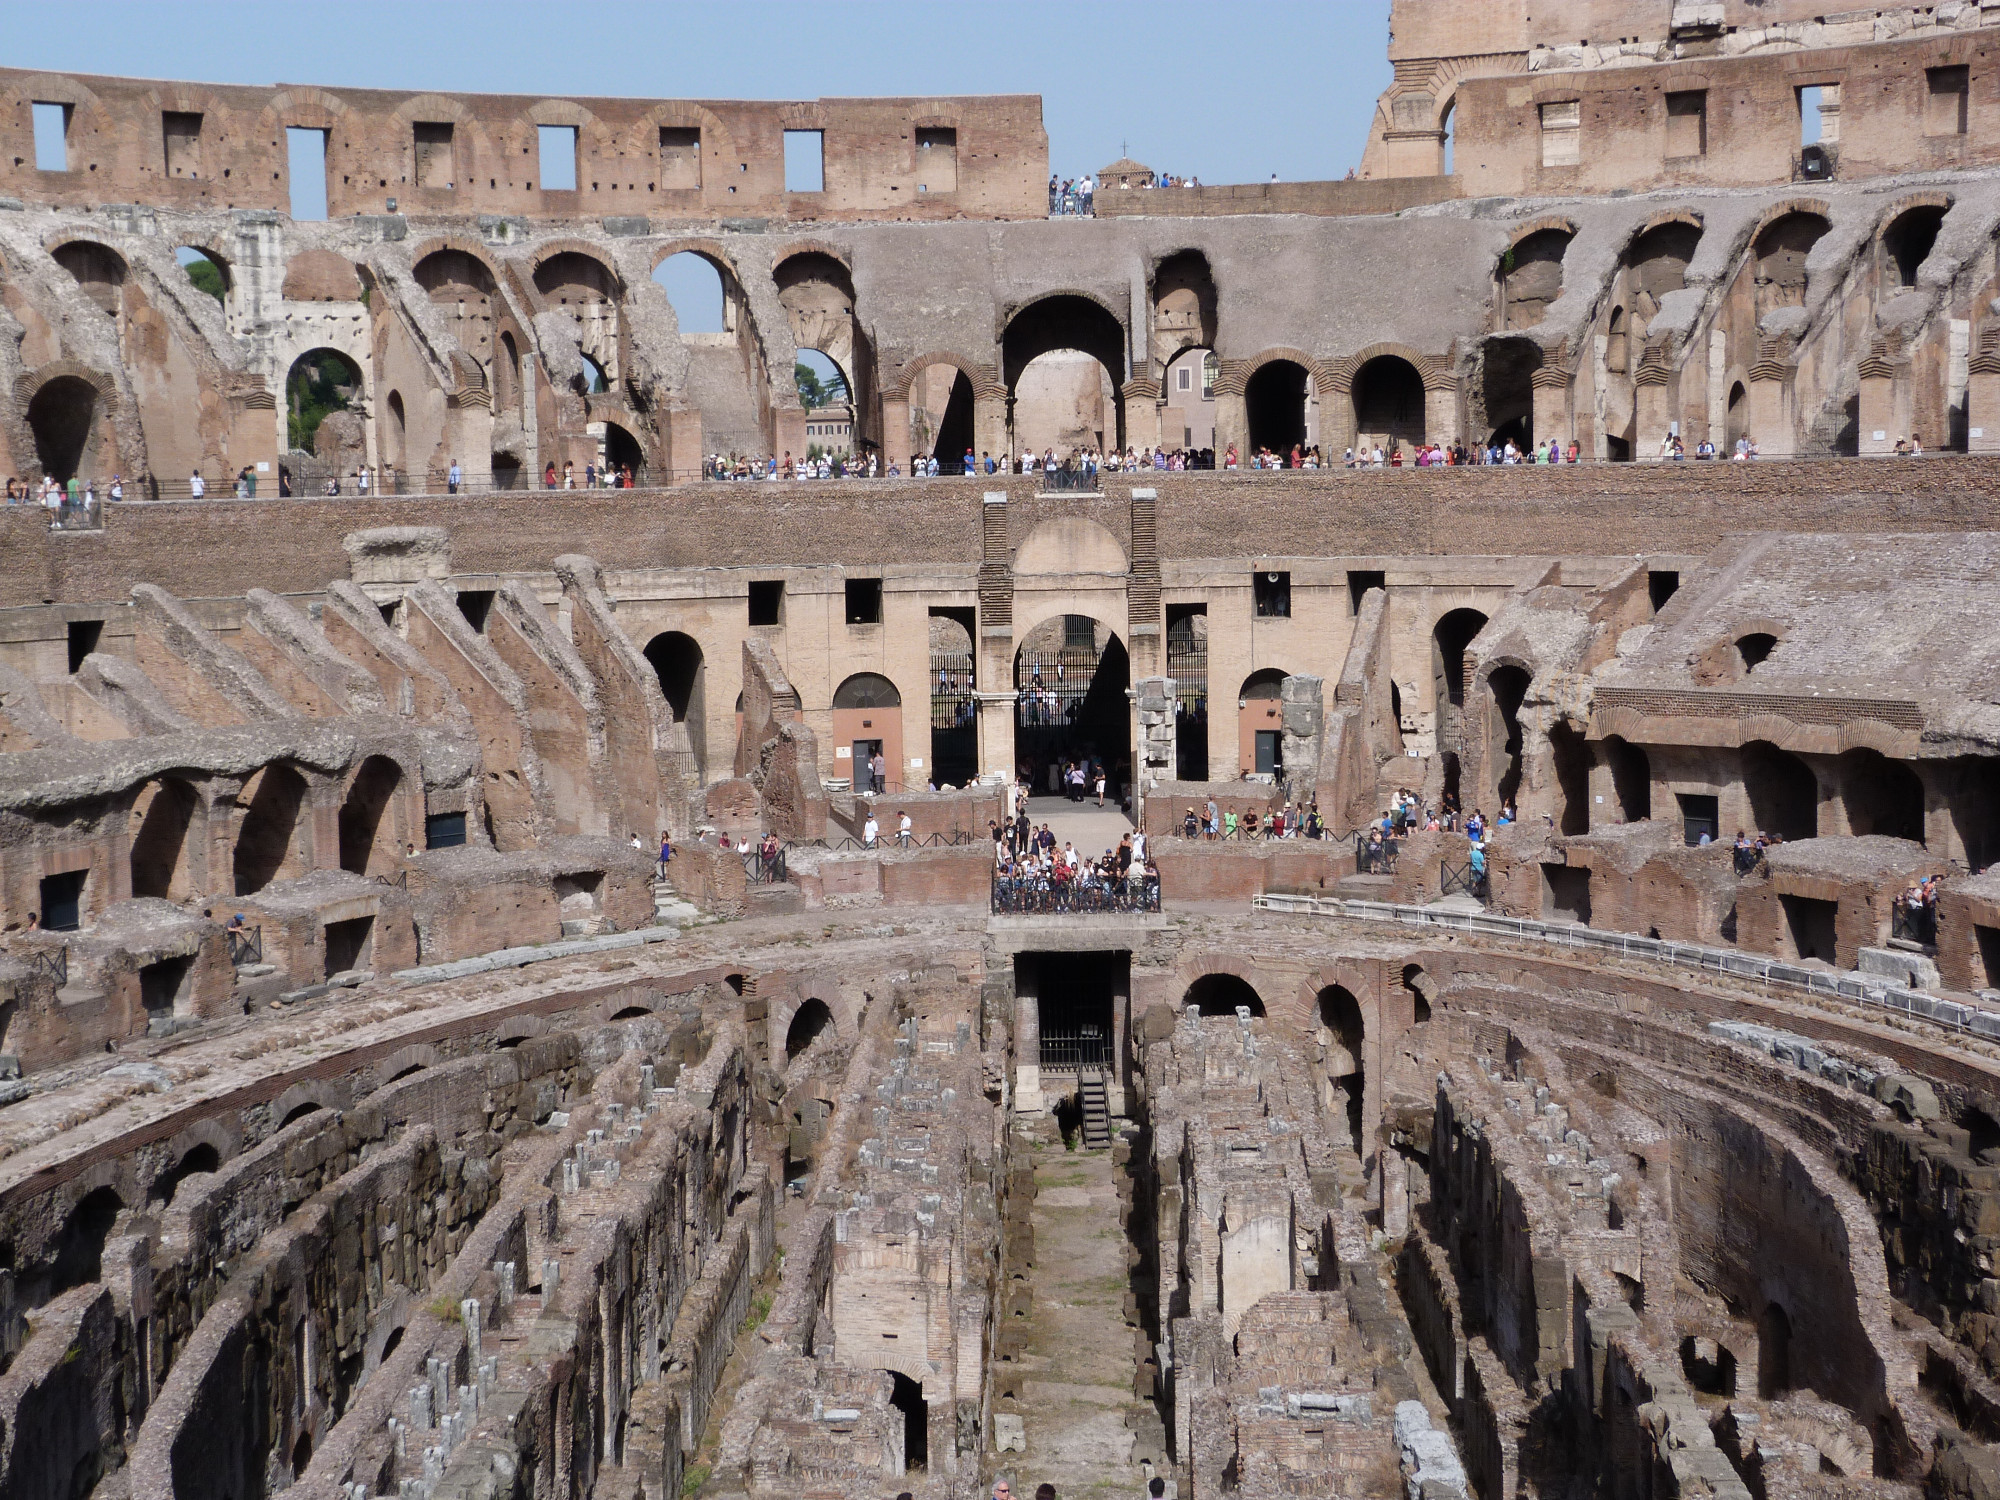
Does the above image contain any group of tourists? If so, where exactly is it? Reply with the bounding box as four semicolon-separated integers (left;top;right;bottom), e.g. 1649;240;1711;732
1048;176;1094;216
1180;798;1327;841
546;459;639;488
990;821;1160;911
5;473;122;515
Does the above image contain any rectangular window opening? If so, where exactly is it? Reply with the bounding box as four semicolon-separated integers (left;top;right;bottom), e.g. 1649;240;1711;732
659;126;701;189
39;869;87;932
1779;894;1839;965
1665;90;1707;157
425;811;468;850
286;127;328;220
1978;924;2000;990
414;121;455;189
845;578;883;625
1347;569;1387;615
915;126;957;192
1928;65;1970;136
1542;863;1592;925
324;914;375;978
1676;792;1719;847
749;579;785;627
140;955;192;1016
1253;570;1291;619
1648;570;1680;612
32;102;70;172
162;110;202;178
67;619;103;674
1798;85;1823;146
1539;100;1581;168
538;124;579;191
455;589;495;633
785;130;825;193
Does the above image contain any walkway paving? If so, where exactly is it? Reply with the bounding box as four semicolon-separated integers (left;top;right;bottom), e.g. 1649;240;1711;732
1020;794;1136;866
1006;1139;1153;1498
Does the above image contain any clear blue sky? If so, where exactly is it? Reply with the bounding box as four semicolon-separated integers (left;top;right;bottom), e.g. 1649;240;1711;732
12;1;1393;184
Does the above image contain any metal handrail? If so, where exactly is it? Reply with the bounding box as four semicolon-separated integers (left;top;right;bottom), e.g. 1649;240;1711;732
1439;861;1488;901
28;945;68;988
990;874;1162;915
1893;903;1938;947
1356;834;1402;875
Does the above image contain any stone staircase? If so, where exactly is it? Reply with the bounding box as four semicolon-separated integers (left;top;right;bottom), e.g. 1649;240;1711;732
1080;1068;1112;1150
652;874;702;929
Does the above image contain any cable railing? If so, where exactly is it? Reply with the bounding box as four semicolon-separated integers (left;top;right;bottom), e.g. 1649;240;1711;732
227;925;264;967
1893;903;1938;947
26;944;68;988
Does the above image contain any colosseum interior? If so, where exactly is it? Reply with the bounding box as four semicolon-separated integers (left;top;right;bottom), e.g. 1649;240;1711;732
17;4;2000;1499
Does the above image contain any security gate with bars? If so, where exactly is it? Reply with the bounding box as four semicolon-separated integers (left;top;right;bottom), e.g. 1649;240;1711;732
1167;614;1209;780
929;645;977;788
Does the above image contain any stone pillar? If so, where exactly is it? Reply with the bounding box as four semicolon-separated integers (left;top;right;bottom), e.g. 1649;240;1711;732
773;405;807;466
1211;361;1249;464
1135;676;1177;821
880;394;911;472
974;384;1009;466
1968;331;2000;454
1014;965;1043;1115
1531;364;1570;449
661;405;703;483
1633;347;1675;458
1121;378;1162;455
1422;368;1457;448
1746;344;1795;458
445;392;494;488
1280;675;1325;807
977;490;1015;783
1858;340;1899;457
1322;372;1358;459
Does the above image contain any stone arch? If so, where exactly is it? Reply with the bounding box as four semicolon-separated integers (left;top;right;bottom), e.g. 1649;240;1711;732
643;630;707;772
130;775;201;900
337;754;406;876
1500;224;1574;330
775;248;870;428
492;1014;548;1047
374;1043;437;1090
605;995;661;1021
1014;517;1128;576
1484;661;1534;810
784;996;836;1059
260;87;350;134
1881;196;1952;289
1352;353;1427;452
272;1080;343;1127
233;761;310;895
1150;248;1219;372
1236;347;1319;456
1835;748;1925;843
535;248;623;390
886;349;991;402
531;240;624;292
832;673;901;709
1003;293;1127;451
1185;971;1266;1017
636;100;737;186
1742;740;1818;842
45;1182;126;1298
1314;979;1369;1157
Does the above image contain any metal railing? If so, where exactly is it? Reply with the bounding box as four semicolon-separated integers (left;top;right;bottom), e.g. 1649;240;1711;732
1439;860;1488;901
27;945;68;988
39;502;105;531
1356;835;1402;875
1035;468;1101;492
227;925;264;967
990;874;1162;915
1039;1030;1113;1071
1893;903;1938;947
742;846;789;885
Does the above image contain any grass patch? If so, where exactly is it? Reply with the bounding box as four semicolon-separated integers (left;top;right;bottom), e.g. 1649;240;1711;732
739;1291;773;1337
681;1463;710;1497
427;1295;462;1323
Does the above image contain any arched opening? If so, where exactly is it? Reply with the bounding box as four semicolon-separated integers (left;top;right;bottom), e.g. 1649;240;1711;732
26;376;102;482
292;1430;313;1476
1167;608;1209;779
1481;337;1542;450
384;390;407;474
1758;1301;1792;1398
1186;972;1265;1017
643;632;706;774
1949;757;2000;873
1441;97;1456;176
1725;381;1748;451
1316;985;1366;1157
887;1371;927;1471
1603;737;1652;823
1152;250;1219;407
907;363;974;471
1352;355;1425;454
285;348;363;459
1624;220;1701;308
832;673;903;795
1681;1335;1739;1397
495;329;521;415
1883;204;1947;289
282;1100;324;1128
337;756;403;876
1432;609;1489;730
601;420;645;480
175;245;230;308
1245;359;1312;456
609;1006;652;1021
234;762;309;895
152;1141;221;1205
777;252;871;456
48;1186;124;1298
1837;748;1925;843
1003;294;1127;453
1735;632;1777;674
1752;212;1829;315
1238;667;1287;777
1401;963;1432;1024
785;998;834;1060
653;249;726;333
130;777;199;900
1488;666;1532;810
537;251;623;389
1501;228;1572;329
1013;616;1130;800
1549;721;1592;835
1742;741;1818;842
413;248;497;366
794;349;850;444
52;241;127;317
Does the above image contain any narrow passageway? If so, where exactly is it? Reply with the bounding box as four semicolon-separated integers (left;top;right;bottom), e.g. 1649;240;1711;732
1008;1138;1153;1494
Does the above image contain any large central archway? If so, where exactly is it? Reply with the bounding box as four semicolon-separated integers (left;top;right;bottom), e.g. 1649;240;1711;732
1014;614;1130;799
1003;294;1127;455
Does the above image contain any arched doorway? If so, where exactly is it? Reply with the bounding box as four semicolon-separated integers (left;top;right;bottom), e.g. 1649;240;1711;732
785;998;834;1060
601;420;645;480
234;763;308;895
152;1141;221;1206
1837;748;1924;843
1725;382;1748;451
537;251;622;389
1432;610;1488;715
1245;360;1312;456
1758;1301;1792;1398
643;632;706;775
27;376;103;481
1316;985;1366;1157
928;612;977;790
777;251;873;459
385;390;407;473
285;348;364;461
1481;337;1542;451
1742;741;1817;841
1167;608;1209;779
1003;295;1127;454
1238;668;1286;777
338;756;403;875
907;362;974;472
1014;616;1131;800
176;246;231;313
52;241;127;317
130;777;199;899
1501;228;1572;329
1752;212;1829;317
1187;972;1264;1017
1488;666;1532;811
832;673;903;795
1352;356;1425;454
887;1370;927;1472
1603;737;1652;823
1883;204;1946;290
1013;349;1116;456
46;1185;124;1300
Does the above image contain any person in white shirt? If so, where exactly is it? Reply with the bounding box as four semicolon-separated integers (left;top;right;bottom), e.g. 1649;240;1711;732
109;475;123;503
189;469;205;499
898;811;913;846
863;814;880;847
1132;831;1146;864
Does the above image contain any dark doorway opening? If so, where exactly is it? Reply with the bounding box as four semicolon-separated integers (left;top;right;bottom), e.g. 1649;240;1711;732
324;915;375;977
1780;895;1838;964
1245;360;1310;454
1186;972;1264;1017
39;869;87;932
1742;741;1817;842
644;631;707;775
786;998;834;1060
1543;864;1592;925
139;954;191;1018
27;375;100;481
1020;949;1123;1077
1759;1302;1793;1397
47;1186;123;1298
338;756;403;875
235;764;307;895
152;1141;220;1206
928;608;977;789
1489;666;1532;809
603;422;644;479
1167;605;1209;781
888;1371;927;1471
930;371;975;472
67;619;102;673
1317;984;1366;1156
1837;748;1925;843
1605;738;1652;823
131;779;198;899
1014;618;1131;800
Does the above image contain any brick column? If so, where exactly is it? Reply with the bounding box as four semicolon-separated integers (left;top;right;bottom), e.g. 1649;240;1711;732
1121;377;1162;455
1968;331;2000;454
977;490;1015;783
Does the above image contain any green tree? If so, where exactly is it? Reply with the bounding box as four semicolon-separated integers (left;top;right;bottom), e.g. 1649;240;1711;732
795;361;848;409
287;352;357;452
183;255;225;305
